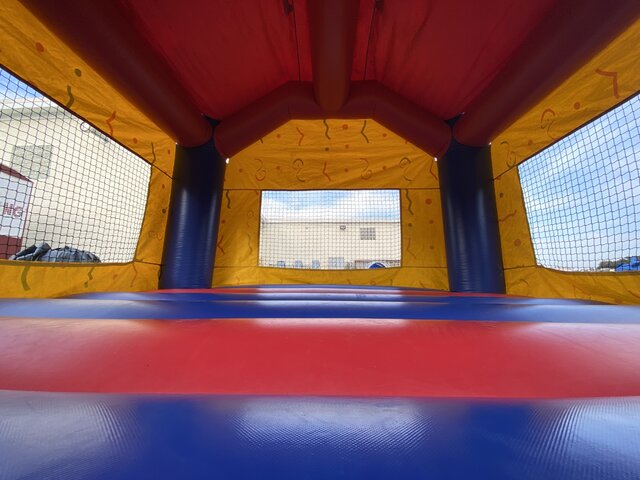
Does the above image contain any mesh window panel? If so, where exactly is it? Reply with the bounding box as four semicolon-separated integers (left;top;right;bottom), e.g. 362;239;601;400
0;67;151;262
518;94;640;272
259;190;401;269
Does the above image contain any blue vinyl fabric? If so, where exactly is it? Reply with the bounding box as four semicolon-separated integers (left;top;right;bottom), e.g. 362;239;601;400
438;139;505;293
615;256;640;272
1;391;639;480
67;288;600;305
160;119;226;289
1;293;639;323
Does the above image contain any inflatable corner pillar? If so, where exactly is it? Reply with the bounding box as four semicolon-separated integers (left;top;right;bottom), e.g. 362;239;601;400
161;119;225;289
438;138;505;293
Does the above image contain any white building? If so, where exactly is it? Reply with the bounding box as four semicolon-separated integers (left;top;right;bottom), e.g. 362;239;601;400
259;220;401;269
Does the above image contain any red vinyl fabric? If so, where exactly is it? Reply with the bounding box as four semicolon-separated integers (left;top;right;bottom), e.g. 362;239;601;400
454;0;640;145
308;0;359;112
123;0;307;120
122;0;558;121
358;0;558;120
213;81;452;157
22;0;213;146
24;0;636;153
1;287;638;397
1;316;640;397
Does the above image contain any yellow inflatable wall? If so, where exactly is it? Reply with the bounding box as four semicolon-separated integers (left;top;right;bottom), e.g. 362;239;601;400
213;119;449;289
493;20;640;304
0;1;174;297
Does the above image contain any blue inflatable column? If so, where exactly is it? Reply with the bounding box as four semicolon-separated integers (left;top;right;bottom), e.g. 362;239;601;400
161;120;226;289
438;139;505;293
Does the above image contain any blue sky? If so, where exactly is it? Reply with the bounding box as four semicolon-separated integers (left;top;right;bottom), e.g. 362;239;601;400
519;94;639;270
0;68;41;99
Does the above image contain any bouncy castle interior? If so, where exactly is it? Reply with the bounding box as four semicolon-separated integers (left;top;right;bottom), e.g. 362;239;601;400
0;0;640;478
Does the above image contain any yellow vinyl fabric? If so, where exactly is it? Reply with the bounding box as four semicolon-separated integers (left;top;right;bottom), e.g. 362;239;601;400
213;119;449;289
0;0;174;297
493;20;640;304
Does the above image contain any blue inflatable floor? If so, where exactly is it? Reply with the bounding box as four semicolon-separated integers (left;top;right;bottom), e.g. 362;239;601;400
1;391;639;480
2;286;640;479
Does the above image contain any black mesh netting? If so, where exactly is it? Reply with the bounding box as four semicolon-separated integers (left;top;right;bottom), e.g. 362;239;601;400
519;94;639;272
0;67;150;262
259;190;401;270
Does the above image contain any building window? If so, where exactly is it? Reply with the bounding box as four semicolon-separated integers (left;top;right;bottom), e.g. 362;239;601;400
259;190;401;270
518;94;639;272
0;67;151;261
360;227;376;240
11;144;53;180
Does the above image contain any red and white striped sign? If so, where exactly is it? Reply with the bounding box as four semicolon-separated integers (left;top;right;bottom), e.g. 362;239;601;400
0;165;33;257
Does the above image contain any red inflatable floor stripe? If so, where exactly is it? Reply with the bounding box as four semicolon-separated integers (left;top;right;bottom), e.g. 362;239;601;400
1;317;639;398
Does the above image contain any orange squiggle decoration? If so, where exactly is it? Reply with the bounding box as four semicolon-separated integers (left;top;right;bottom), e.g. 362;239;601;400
400;157;414;182
255;158;266;181
106;111;116;137
216;235;226;254
498;210;518;222
360;158;372;180
322;161;332;182
540;108;558;141
595;69;620;98
293;158;306;182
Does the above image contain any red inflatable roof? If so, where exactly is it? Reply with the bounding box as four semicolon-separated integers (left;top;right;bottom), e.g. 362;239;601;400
123;0;556;120
22;0;640;151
